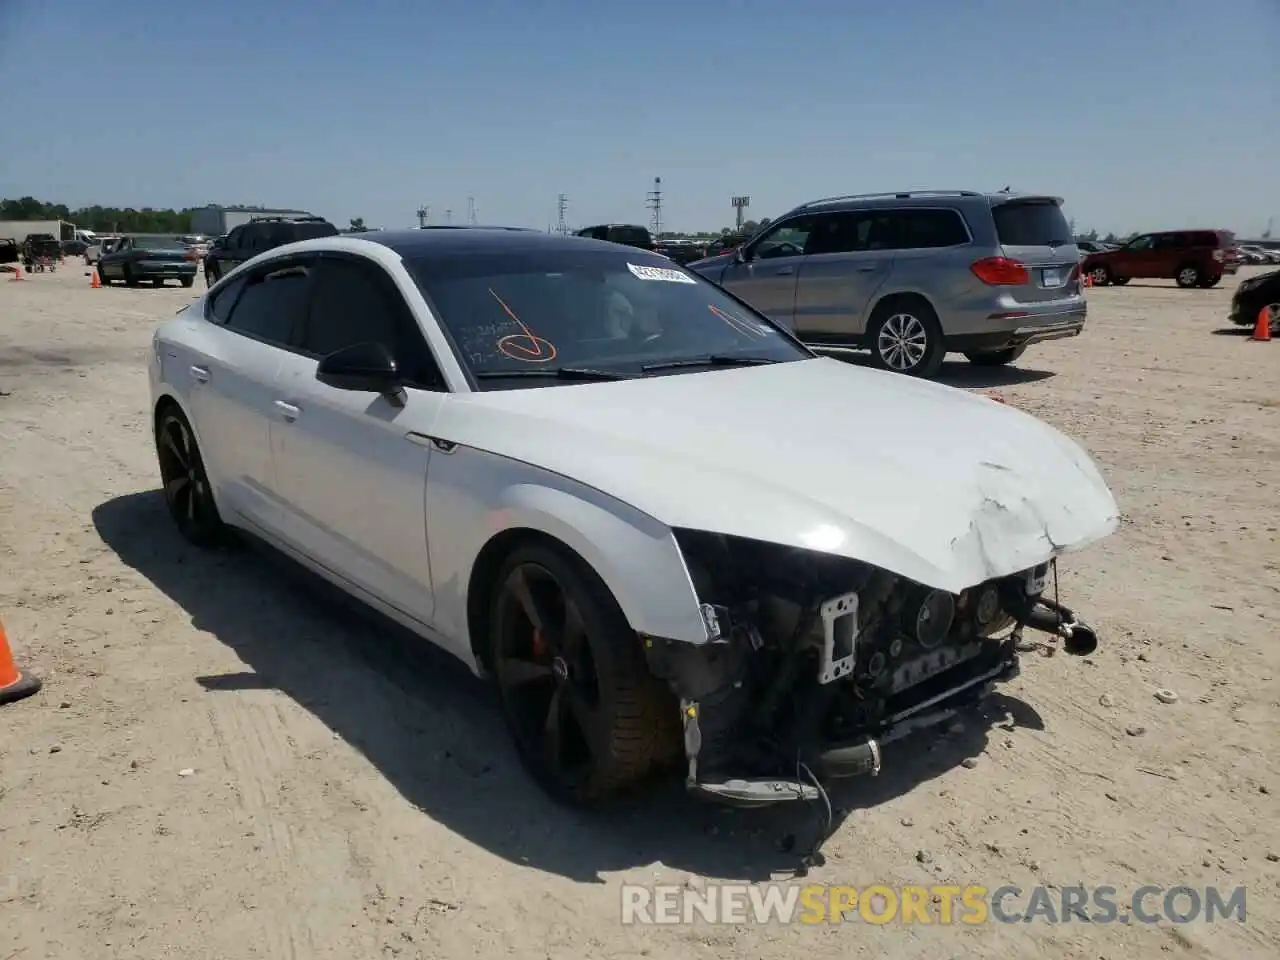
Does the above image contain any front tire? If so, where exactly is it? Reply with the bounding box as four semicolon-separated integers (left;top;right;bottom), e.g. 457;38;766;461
1175;264;1201;288
1089;265;1112;286
867;299;946;378
489;542;677;805
964;345;1026;367
155;407;227;547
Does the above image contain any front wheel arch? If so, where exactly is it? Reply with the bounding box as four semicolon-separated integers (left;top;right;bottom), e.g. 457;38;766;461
461;491;709;672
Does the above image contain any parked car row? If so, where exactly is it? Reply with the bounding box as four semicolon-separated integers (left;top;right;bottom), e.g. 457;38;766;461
1236;244;1280;265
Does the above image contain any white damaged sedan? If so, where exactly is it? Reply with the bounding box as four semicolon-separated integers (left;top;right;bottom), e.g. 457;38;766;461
149;227;1119;811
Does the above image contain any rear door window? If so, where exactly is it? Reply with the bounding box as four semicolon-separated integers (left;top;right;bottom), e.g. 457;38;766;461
224;261;313;346
992;200;1072;247
802;212;867;256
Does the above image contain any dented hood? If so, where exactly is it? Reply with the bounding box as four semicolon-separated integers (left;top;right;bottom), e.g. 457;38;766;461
440;357;1120;592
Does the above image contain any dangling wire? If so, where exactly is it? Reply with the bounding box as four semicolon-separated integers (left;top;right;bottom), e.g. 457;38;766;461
794;759;833;875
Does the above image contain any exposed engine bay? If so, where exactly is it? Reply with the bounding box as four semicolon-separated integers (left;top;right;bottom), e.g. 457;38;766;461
641;529;1100;815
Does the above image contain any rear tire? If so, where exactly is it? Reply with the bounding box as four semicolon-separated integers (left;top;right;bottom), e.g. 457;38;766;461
124;265;139;287
1175;264;1201;288
181;276;194;288
155;406;228;547
152;278;163;288
1089;265;1111;286
964;346;1026;367
866;298;946;378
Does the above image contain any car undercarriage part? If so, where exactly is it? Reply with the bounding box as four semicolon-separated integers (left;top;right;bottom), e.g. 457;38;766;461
642;532;1102;858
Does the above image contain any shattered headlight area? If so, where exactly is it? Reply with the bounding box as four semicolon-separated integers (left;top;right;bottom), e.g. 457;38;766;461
641;530;1099;815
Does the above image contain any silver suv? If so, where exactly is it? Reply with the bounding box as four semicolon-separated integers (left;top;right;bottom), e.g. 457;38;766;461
689;191;1086;378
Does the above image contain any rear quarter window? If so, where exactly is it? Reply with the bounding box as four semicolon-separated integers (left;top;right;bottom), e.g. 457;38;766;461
292;222;338;240
992;201;1072;246
206;275;247;324
607;227;652;245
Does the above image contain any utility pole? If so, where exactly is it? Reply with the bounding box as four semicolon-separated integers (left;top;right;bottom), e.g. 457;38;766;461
646;177;663;237
556;194;569;235
731;196;750;231
444;209;452;224
415;205;430;229
467;196;477;225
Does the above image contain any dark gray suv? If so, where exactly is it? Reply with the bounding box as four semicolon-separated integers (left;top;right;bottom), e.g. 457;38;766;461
689;190;1086;378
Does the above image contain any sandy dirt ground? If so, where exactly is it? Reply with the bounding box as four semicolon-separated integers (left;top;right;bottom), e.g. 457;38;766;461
1;260;1277;960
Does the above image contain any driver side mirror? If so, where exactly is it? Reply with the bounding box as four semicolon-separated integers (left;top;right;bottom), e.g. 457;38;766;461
316;341;405;405
733;246;749;264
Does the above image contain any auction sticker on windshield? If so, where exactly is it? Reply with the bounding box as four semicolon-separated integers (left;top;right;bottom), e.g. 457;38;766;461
628;262;696;283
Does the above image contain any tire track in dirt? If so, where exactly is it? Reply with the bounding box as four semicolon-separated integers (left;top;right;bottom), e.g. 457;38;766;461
208;695;320;960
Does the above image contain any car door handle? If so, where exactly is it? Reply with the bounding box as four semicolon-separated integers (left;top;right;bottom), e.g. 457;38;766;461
774;266;794;275
273;400;301;421
855;265;879;272
189;365;210;382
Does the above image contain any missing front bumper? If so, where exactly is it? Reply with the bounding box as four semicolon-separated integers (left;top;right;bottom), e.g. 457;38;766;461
687;639;1020;807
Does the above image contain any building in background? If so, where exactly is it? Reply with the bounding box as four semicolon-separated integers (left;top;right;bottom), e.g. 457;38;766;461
190;204;317;237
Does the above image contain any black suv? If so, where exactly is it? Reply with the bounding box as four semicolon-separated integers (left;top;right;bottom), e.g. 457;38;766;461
203;215;338;286
575;223;656;251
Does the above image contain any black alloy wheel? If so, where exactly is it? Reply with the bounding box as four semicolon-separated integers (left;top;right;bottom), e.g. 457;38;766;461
155;408;226;546
489;545;675;804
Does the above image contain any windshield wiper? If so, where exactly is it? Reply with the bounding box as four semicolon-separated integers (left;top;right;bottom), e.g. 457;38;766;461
640;354;783;373
474;367;633;381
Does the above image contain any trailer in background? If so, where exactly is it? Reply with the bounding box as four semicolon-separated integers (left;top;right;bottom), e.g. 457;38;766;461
0;220;75;243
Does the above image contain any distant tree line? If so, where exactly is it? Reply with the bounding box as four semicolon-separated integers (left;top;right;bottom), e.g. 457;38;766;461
1;197;278;234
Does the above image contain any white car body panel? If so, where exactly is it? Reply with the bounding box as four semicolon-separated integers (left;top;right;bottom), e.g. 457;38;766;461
149;236;1119;678
269;349;442;628
433;357;1119;596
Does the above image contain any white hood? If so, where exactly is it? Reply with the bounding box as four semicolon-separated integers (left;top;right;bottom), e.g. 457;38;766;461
438;357;1120;593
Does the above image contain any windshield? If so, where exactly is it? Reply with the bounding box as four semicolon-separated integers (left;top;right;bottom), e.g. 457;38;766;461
405;248;810;387
133;235;186;250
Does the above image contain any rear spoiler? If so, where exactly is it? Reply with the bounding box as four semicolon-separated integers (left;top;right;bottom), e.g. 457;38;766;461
990;194;1065;207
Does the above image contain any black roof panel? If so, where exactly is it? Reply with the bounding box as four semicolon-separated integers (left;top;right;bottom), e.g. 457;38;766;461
360;227;641;258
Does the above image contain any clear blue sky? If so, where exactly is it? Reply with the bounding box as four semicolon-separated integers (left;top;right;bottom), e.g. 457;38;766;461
1;0;1276;236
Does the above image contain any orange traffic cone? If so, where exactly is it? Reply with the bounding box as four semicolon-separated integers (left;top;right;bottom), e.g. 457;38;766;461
0;619;41;706
7;264;24;282
1249;305;1273;342
90;268;101;289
